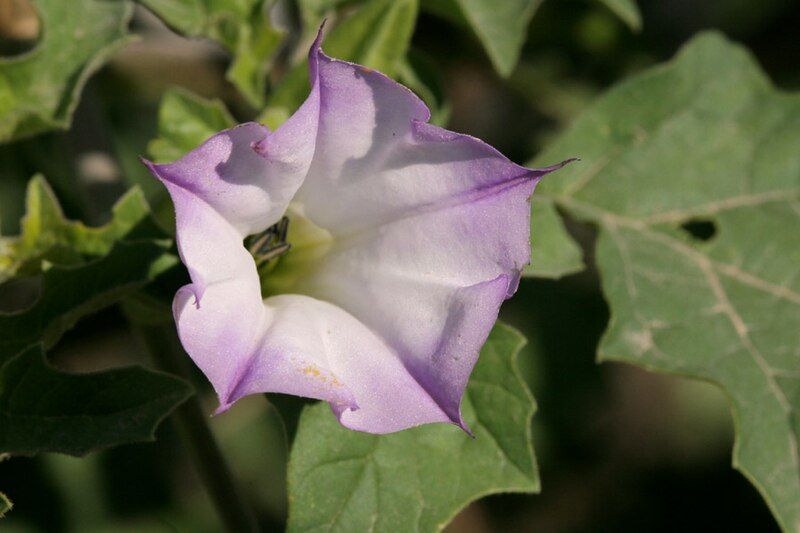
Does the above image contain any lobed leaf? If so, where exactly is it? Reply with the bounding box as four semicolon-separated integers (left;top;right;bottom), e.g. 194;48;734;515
287;323;538;532
0;176;160;283
0;176;188;456
0;0;134;143
0;345;191;456
0;240;177;362
533;32;800;531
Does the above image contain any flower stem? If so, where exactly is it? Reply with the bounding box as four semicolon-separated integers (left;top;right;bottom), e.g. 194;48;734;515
134;323;259;533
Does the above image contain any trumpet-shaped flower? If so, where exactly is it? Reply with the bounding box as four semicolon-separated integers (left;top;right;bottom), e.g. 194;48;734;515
144;29;571;434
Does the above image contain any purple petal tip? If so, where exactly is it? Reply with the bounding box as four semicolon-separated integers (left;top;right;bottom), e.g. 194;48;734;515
540;157;580;174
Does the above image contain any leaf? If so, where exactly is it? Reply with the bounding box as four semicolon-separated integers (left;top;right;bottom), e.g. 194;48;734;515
261;0;419;128
423;0;542;77
533;32;800;531
140;0;284;107
0;178;188;457
526;197;584;278
595;0;641;31
0;175;176;358
0;240;177;362
0;0;134;143
287;323;538;532
147;87;236;164
0;176;161;283
0;345;191;456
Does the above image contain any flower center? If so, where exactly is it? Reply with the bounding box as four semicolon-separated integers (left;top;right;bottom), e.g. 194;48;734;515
247;216;292;269
248;203;334;298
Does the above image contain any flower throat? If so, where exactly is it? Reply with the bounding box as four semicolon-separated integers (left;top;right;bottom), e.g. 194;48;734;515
246;216;292;270
245;205;334;298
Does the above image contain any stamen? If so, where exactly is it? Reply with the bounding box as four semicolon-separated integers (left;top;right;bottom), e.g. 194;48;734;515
246;216;292;267
255;242;291;267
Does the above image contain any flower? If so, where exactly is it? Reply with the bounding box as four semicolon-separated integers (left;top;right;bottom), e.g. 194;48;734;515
143;28;572;434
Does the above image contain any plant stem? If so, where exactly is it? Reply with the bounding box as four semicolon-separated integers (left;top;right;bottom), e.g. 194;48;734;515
135;323;259;533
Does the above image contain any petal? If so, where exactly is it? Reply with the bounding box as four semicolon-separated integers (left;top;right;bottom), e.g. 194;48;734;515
296;178;538;426
146;26;571;434
294;43;564;236
143;31;323;239
166;185;264;399
143;38;324;401
287;38;569;428
221;294;452;433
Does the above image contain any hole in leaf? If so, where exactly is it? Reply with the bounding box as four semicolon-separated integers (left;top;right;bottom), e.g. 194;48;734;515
680;218;717;242
0;0;40;57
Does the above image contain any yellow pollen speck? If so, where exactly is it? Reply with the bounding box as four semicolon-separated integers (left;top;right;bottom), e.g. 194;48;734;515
300;363;344;387
302;365;322;377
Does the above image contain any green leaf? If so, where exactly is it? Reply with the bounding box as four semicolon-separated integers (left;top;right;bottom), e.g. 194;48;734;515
0;178;188;457
0;175;176;359
0;240;176;362
140;0;284;107
287;323;538;532
595;0;641;31
0;345;191;456
0;0;134;143
0;176;161;283
424;0;541;77
147;87;236;164
261;0;419;128
534;32;800;531
526;196;584;278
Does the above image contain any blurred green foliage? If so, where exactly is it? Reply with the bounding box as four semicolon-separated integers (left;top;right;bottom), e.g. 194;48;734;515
596;0;641;30
0;177;159;283
262;0;419;127
147;88;235;164
139;0;284;107
422;0;544;77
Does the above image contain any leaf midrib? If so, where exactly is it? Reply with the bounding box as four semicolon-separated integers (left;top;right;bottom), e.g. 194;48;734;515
549;191;800;501
550;193;800;304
